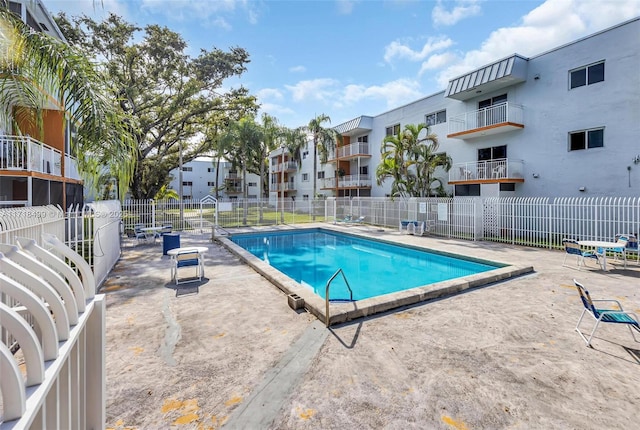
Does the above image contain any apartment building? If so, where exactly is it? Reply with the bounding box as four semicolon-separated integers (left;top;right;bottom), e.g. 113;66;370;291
270;17;640;200
0;0;84;208
167;156;261;201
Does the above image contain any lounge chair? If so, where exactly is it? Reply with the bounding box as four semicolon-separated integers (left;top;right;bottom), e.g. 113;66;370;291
573;279;640;347
349;216;365;224
562;239;600;270
171;248;204;285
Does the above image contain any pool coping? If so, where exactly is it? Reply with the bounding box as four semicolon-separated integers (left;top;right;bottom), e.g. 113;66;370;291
216;226;534;326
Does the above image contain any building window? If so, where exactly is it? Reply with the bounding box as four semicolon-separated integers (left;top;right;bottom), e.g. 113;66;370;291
207;167;215;172
478;145;506;161
303;194;309;201
569;128;604;151
302;173;309;181
570;61;604;89
385;124;400;137
247;182;257;187
455;184;480;196
182;167;193;172
317;171;325;179
357;135;368;143
207;181;215;186
425;110;446;126
184;195;192;200
182;181;193;186
359;166;368;175
303;150;309;159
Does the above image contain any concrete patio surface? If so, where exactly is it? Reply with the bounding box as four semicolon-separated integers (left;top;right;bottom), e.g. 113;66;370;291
102;224;640;430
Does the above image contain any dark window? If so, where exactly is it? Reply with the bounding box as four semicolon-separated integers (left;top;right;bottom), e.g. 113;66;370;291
570;62;605;89
207;181;215;186
569;128;604;151
425;110;446;126
478;145;506;161
570;69;586;89
317;171;325;179
385;124;400;136
500;183;515;192
359;166;368;175
455;184;480;196
183;167;192;172
207;167;214;172
182;181;193;186
357;135;368;143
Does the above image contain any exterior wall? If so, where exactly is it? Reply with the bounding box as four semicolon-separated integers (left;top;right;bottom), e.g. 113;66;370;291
0;1;81;208
168;157;261;200
271;18;640;199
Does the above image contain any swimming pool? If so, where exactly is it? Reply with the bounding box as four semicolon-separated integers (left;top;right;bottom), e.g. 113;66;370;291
230;229;501;300
221;227;532;325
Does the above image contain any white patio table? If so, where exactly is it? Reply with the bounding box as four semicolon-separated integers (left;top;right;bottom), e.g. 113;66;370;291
577;240;624;271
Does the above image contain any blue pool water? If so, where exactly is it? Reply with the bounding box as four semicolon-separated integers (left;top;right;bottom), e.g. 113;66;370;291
230;229;502;301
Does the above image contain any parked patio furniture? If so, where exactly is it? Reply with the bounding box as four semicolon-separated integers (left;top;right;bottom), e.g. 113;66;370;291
171;248;205;285
492;164;506;178
573;279;640;347
562;239;600;270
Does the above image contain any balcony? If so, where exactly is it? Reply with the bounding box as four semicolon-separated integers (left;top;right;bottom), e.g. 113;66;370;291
327;142;371;162
320;174;372;189
447;103;524;139
449;158;524;184
0;135;67;177
269;182;296;192
270;161;298;173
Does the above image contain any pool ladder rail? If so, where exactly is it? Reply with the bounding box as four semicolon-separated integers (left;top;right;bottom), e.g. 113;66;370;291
325;268;354;327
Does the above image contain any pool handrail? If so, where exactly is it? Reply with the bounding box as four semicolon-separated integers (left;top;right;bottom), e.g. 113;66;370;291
325;268;354;327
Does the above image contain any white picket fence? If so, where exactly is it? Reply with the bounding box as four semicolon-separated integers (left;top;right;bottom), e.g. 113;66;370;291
0;202;121;428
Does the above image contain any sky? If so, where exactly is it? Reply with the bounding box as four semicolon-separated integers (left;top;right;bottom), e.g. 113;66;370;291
44;0;640;129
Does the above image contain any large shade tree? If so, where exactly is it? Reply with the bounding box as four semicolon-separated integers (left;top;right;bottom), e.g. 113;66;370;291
55;12;257;199
376;123;451;198
0;7;136;197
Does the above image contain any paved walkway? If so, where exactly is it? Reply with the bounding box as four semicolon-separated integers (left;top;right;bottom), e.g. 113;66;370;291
103;225;640;429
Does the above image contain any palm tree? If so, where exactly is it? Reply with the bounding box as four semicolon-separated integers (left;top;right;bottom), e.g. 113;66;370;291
0;8;136;198
377;123;450;197
281;126;308;169
306;114;341;219
258;113;280;221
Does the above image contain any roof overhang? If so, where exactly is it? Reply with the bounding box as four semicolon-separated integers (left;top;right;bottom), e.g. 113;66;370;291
334;116;373;136
445;55;529;101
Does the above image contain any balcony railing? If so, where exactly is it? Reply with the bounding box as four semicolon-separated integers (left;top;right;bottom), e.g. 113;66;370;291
449;158;524;182
448;102;524;138
0;135;64;176
270;161;298;173
321;174;372;189
269;182;296;192
328;142;370;161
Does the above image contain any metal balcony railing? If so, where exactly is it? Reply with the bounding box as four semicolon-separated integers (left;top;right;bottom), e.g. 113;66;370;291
0;135;69;177
448;102;524;135
321;174;372;189
328;142;370;160
449;158;524;182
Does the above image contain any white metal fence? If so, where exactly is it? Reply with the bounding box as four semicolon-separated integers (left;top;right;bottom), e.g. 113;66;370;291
123;196;640;254
1;202;121;428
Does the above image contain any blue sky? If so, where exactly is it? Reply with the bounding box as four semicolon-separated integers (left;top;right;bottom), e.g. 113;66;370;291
45;0;640;129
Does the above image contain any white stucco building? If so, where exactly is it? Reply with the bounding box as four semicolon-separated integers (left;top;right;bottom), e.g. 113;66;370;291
270;17;640;201
168;156;261;200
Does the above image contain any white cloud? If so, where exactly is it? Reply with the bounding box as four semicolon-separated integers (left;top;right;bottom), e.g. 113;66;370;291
257;88;283;101
46;0;130;20
289;65;307;73
384;36;454;63
432;0;482;26
434;0;640;88
285;79;340;103
336;0;356;15
342;79;422;109
137;0;258;28
418;52;459;76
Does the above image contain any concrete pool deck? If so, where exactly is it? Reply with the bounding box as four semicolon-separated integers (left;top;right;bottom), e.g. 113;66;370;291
103;224;640;429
